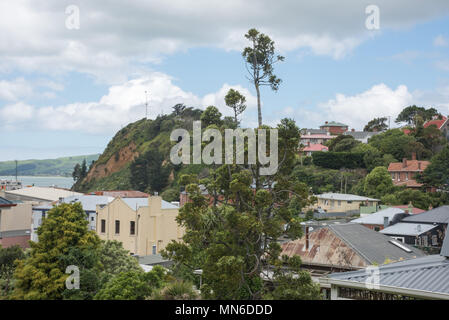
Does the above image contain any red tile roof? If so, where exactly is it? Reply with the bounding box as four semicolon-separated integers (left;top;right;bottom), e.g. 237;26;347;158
303;144;329;152
424;116;447;130
388;160;430;172
393;180;424;188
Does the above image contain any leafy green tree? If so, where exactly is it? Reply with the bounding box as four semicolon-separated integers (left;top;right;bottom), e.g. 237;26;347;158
150;280;199;300
12;203;100;299
130;151;171;193
80;159;87;178
414;124;447;155
243;28;284;127
225;89;247;125
0;245;25;298
164;119;318;300
72;163;81;182
172;103;187;117
95;266;166;300
332;136;361;152
369;129;418;160
418;146;449;190
264;256;321;300
364;117;388;132
395;105;440;126
200;106;223;128
98;240;141;277
352;144;396;171
364;166;395;199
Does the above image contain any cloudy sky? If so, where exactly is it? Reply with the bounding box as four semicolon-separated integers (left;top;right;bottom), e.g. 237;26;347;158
1;1;449;161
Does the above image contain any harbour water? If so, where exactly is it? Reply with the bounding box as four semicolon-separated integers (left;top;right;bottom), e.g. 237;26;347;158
0;176;74;189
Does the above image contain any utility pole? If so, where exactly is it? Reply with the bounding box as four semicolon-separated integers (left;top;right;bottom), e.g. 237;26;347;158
15;160;18;182
388;116;391;130
145;90;149;120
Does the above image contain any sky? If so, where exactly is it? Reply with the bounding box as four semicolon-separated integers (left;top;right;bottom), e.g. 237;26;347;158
1;1;449;161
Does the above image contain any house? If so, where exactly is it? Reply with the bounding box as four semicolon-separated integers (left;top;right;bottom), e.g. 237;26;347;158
312;193;380;216
343;129;381;144
321;233;449;300
280;223;424;276
424;115;449;140
320;121;349;135
4;186;83;202
301;142;329;157
96;195;184;256
0;197;18;248
300;132;333;145
387;153;430;189
32;195;115;242
0;180;22;191
0;202;33;249
351;207;411;231
380;205;449;250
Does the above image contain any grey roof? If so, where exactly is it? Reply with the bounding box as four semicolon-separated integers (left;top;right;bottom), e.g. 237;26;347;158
329;223;425;265
321;121;348;127
351;207;405;225
301;128;328;135
34;195;114;211
380;222;438;236
0;197;15;206
441;233;449;258
122;197;178;210
328;254;449;297
138;254;171;265
317;193;379;202
343;131;381;140
402;206;449;224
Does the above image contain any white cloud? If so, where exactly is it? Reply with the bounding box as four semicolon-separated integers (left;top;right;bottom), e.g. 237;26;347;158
296;84;414;130
1;1;449;82
0;73;257;133
0;78;33;101
434;35;449;47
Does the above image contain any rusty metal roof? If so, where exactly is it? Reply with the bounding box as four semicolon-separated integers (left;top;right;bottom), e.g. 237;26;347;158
281;223;424;270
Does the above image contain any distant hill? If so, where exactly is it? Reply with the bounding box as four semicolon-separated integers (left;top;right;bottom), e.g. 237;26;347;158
0;154;101;177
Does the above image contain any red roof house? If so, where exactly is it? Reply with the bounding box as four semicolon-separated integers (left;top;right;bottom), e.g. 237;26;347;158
387;153;430;189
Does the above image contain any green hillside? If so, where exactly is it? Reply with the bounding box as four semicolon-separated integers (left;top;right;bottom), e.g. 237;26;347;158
0;154;100;177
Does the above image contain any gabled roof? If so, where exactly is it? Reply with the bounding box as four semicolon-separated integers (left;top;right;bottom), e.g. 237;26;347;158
320;121;348;127
91;190;150;198
388;159;430;172
328;223;424;265
424;116;448;130
351;207;405;225
316;193;379;202
303;143;329;152
343;131;381;140
380;222;438;236
402;205;449;224
281;223;424;269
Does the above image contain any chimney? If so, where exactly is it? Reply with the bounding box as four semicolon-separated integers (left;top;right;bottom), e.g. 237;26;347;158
412;152;417;161
305;226;310;251
418;162;421;170
402;158;407;168
351;128;355;132
383;216;389;228
307;141;310;147
325;121;329;125
404;209;409;215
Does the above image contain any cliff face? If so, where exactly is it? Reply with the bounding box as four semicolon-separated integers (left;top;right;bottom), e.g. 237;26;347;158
73;108;205;194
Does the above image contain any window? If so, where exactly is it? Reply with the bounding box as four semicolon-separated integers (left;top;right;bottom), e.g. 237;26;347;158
374;227;380;232
115;220;120;234
152;245;157;255
432;235;438;246
330;200;334;207
91;217;94;221
405;172;409;181
421;235;428;247
338;200;341;206
101;219;106;233
130;221;136;235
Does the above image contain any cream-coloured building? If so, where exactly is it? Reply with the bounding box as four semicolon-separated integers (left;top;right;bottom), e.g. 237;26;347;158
311;193;380;215
0;202;33;248
96;196;184;256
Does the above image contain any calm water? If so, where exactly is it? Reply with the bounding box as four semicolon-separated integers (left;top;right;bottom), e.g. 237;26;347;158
0;176;74;189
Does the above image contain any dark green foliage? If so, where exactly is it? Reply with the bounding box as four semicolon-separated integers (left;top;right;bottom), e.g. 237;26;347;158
418;146;449;190
382;189;449;210
0;245;25;298
200;106;223;127
130;151;171;193
395;105;440;125
312;152;365;169
364;117;388;132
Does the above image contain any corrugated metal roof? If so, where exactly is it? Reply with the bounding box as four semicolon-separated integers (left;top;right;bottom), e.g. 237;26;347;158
329;223;424;265
380;223;438;236
441;234;449;258
403;206;449;224
0;196;15;206
351;207;405;225
343;131;381;140
6;187;83;202
316;193;379;202
328;254;449;296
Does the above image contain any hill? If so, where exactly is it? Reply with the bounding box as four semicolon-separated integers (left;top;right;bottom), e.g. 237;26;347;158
0;154;100;177
72;106;208;201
